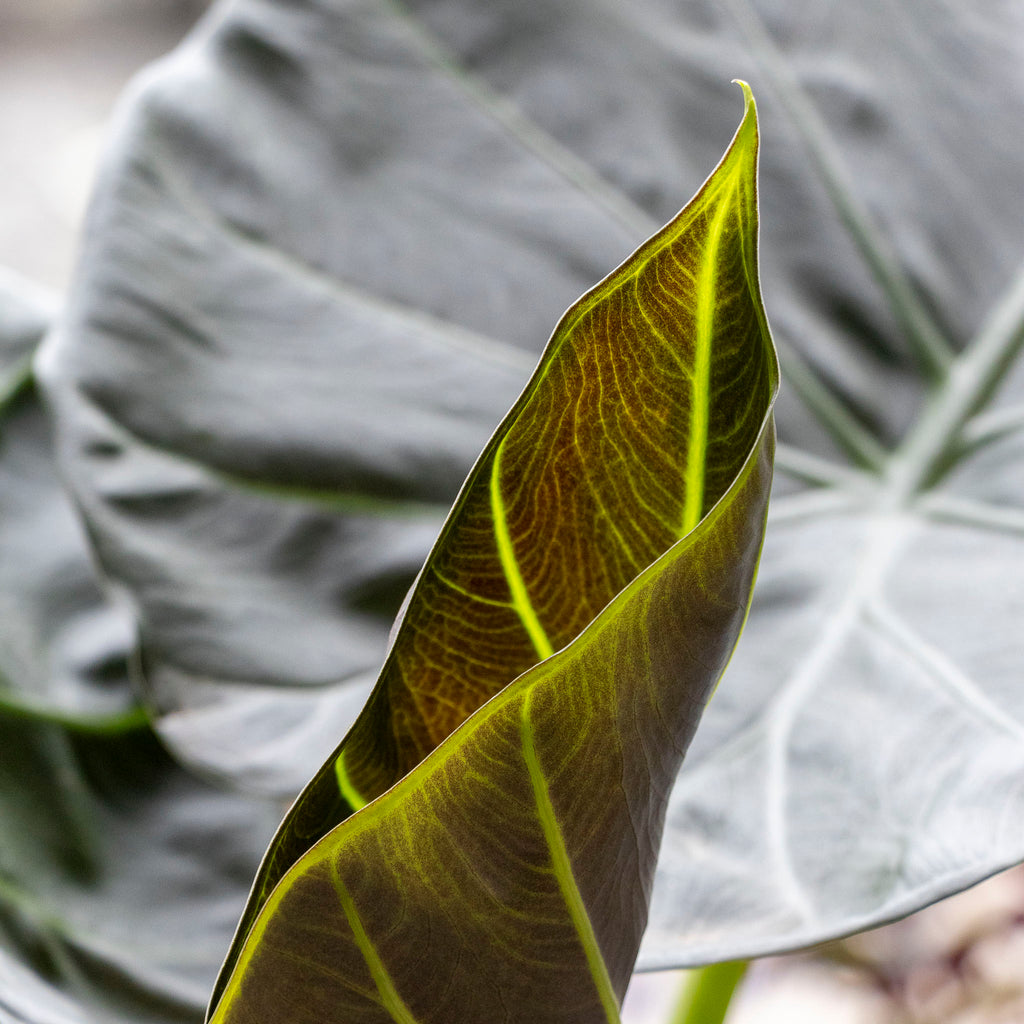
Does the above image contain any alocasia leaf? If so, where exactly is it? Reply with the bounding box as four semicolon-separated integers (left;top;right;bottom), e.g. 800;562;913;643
208;86;777;1022
37;0;1024;983
0;270;282;1024
211;85;776;1007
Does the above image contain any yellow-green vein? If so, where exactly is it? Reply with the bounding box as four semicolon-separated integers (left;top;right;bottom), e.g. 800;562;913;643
490;441;554;659
519;698;622;1024
334;752;369;811
329;861;421;1024
434;567;514;608
682;184;736;534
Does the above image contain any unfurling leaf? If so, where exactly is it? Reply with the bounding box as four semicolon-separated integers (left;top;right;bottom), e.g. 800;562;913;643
208;84;778;1024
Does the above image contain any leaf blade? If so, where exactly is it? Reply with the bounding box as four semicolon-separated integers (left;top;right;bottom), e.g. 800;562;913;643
209;81;774;1015
211;86;775;1003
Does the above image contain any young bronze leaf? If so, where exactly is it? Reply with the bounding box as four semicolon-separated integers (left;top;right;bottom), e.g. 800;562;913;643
215;81;771;998
210;82;776;1014
209;370;775;1024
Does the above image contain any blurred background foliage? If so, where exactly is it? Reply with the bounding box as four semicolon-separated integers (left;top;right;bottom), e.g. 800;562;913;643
2;2;1023;1022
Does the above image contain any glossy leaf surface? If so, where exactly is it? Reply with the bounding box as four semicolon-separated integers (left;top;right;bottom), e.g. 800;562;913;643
36;0;1024;989
212;86;775;1004
209;136;777;1014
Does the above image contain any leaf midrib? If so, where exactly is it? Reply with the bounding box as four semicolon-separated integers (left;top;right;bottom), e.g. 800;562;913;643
329;862;421;1024
0;686;148;735
380;0;983;475
491;439;554;660
684;182;737;533
775;258;1024;549
520;698;622;1024
883;260;1024;503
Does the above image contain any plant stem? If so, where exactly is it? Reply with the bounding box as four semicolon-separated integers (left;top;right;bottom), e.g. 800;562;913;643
668;961;748;1024
0;684;150;735
0;351;33;415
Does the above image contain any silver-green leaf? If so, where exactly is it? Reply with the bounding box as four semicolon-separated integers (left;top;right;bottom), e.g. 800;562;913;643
36;0;1024;982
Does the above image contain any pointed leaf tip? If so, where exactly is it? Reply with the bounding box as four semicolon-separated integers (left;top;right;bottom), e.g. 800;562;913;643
731;81;757;139
732;79;755;107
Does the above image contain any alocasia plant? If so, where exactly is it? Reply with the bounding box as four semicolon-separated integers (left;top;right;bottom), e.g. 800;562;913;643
2;0;1023;1020
207;83;777;1022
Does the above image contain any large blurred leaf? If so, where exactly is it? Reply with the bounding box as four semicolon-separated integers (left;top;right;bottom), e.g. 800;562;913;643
0;272;281;1023
38;0;1024;971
